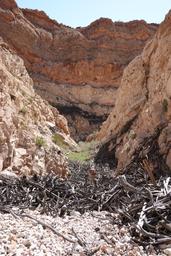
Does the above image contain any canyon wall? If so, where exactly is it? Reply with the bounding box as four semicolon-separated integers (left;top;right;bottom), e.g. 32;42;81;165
96;10;171;172
0;0;158;140
0;36;76;177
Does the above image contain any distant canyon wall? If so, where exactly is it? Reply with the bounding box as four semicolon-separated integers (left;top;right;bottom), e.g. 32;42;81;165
0;0;158;140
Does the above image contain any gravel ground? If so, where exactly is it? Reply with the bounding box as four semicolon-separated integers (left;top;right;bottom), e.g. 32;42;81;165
0;209;166;256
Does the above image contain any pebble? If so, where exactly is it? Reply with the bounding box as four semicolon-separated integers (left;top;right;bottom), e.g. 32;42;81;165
0;209;165;255
164;248;171;256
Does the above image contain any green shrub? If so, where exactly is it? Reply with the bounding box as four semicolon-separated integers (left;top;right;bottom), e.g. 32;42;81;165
21;90;26;97
28;97;33;104
35;136;46;147
67;141;97;163
19;106;27;115
52;133;69;149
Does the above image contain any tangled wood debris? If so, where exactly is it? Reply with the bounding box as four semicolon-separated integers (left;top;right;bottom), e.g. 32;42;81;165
0;163;171;247
0;129;170;249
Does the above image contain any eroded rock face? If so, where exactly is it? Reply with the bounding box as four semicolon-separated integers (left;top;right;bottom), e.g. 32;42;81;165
97;11;171;171
0;1;158;140
0;38;77;177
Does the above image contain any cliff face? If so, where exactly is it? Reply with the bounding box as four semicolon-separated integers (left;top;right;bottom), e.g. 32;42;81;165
96;11;171;171
0;37;76;177
0;1;158;140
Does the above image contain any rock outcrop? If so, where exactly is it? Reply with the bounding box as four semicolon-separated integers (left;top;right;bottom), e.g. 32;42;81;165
0;0;158;140
96;10;171;172
0;37;77;177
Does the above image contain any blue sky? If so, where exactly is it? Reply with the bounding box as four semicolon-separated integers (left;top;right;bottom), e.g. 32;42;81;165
16;0;171;28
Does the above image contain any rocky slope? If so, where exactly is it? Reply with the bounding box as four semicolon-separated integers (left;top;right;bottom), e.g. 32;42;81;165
96;10;171;172
0;0;158;140
0;37;77;177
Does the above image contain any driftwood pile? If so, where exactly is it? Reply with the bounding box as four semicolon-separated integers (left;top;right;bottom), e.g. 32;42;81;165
0;128;170;247
0;162;171;246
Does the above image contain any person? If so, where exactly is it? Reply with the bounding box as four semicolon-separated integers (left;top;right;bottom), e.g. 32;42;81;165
57;150;70;179
88;166;97;186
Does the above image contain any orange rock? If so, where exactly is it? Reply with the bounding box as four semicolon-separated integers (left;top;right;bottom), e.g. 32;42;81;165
97;11;171;172
0;37;76;176
0;2;158;139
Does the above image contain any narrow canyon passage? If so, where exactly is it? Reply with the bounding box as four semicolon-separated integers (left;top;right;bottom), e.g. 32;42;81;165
0;1;170;255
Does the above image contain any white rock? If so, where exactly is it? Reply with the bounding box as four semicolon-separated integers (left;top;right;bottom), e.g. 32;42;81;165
15;147;27;156
164;248;171;256
0;169;19;179
46;121;56;128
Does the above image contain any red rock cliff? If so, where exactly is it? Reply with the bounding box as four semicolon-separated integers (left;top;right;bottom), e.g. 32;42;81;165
96;10;171;172
0;37;77;177
0;1;158;140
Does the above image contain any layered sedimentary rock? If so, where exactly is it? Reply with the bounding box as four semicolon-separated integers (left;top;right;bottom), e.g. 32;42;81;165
0;0;158;140
0;37;77;177
96;11;171;171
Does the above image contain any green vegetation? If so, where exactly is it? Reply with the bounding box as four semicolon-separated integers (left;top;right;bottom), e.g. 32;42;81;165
162;99;168;112
19;106;27;115
52;133;97;163
21;90;26;97
28;97;33;104
67;141;97;163
35;136;46;147
52;133;69;149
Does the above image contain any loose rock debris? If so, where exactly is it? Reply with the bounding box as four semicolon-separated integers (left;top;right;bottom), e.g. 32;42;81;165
0;162;170;254
0;210;159;256
0;129;171;254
